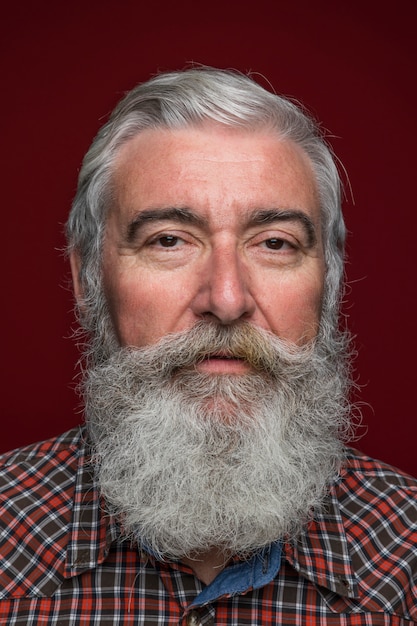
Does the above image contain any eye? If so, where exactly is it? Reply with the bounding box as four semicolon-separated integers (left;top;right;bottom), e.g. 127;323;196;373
154;235;181;247
264;238;292;250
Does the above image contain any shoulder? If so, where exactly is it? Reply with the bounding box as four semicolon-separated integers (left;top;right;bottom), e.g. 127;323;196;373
335;447;417;530
0;427;84;469
0;427;87;598
339;447;417;502
336;448;417;585
0;427;84;496
307;450;417;618
344;447;417;484
0;427;86;530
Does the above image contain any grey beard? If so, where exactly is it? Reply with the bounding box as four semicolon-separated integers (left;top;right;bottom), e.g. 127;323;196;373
83;321;354;560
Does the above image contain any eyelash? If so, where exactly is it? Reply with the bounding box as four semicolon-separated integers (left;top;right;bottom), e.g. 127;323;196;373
146;232;298;254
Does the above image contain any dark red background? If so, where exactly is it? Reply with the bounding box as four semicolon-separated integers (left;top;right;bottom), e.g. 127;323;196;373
2;2;416;475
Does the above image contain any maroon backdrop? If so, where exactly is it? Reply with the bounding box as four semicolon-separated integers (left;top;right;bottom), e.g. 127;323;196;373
2;2;416;475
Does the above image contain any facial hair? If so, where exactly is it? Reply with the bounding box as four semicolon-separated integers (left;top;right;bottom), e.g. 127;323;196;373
83;321;353;560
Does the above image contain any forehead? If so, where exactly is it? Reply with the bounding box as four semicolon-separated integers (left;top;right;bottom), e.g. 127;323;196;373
110;125;319;224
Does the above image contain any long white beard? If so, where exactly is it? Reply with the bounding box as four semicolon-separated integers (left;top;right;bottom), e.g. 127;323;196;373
84;322;353;560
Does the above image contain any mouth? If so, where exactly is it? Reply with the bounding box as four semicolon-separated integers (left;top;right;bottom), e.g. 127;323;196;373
196;352;250;374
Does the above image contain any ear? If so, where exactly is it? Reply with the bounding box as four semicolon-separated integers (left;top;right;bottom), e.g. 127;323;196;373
69;248;85;307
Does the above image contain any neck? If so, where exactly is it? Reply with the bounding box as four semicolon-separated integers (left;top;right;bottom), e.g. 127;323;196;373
181;548;230;585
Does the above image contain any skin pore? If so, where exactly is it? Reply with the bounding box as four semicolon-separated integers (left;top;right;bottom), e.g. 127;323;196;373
71;125;327;583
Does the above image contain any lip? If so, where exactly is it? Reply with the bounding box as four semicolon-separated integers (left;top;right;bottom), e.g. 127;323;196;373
195;353;251;374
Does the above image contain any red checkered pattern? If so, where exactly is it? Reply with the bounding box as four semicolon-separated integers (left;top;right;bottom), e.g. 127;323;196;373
1;427;416;624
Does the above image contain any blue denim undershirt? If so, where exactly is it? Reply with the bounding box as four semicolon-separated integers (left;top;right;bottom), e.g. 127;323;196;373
190;542;282;607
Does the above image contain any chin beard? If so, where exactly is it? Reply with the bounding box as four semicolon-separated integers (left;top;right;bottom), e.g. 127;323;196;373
83;321;354;561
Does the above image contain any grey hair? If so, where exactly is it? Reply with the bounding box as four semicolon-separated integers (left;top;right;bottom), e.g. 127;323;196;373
66;67;346;337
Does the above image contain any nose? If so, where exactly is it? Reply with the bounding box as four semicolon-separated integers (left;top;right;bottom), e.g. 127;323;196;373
192;245;256;324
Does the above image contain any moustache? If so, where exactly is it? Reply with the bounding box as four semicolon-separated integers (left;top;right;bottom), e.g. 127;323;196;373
115;322;315;380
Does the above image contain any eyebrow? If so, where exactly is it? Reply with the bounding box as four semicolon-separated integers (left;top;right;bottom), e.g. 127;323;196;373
126;206;317;247
248;209;317;247
126;207;207;242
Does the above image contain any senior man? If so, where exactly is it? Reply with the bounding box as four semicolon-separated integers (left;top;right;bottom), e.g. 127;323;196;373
1;68;416;624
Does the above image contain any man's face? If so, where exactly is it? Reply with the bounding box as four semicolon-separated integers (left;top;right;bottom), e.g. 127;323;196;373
79;126;351;558
99;126;325;366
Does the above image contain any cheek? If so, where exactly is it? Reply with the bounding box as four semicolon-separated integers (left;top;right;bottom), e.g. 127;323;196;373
264;277;324;343
103;273;193;347
294;282;324;339
107;284;153;345
102;270;145;345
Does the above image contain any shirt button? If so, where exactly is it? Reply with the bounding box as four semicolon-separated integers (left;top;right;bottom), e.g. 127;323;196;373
187;610;201;626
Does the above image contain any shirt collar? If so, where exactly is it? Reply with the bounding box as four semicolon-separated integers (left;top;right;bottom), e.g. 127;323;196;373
190;542;283;607
64;431;117;578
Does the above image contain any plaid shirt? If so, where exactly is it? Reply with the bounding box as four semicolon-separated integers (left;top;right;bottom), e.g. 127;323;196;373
0;427;416;625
